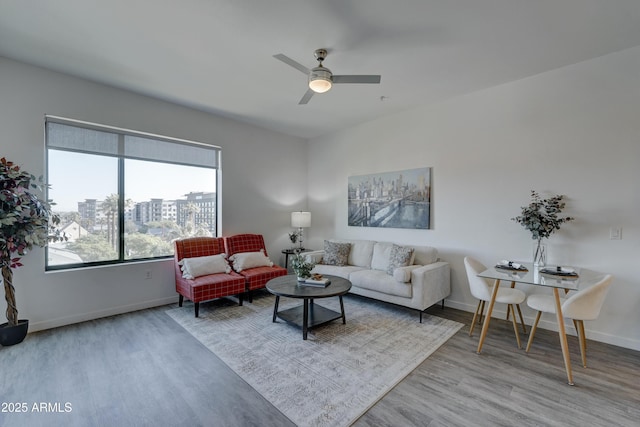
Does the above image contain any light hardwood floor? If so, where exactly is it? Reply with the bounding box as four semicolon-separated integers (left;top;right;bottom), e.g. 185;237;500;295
1;294;638;427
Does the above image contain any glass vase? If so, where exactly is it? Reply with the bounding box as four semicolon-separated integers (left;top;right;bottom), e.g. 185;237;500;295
533;240;546;267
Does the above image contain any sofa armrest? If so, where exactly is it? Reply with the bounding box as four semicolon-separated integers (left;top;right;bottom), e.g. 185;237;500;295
393;265;422;283
302;250;324;264
410;261;451;310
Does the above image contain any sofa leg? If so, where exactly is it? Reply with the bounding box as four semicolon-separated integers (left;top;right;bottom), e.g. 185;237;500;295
178;294;184;307
442;299;445;309
194;302;200;318
238;294;243;306
420;310;423;323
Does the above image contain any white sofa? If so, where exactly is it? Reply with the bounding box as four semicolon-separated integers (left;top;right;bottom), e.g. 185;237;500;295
302;239;450;322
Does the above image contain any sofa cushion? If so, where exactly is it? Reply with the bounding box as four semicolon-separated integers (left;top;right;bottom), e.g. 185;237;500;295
181;253;231;279
312;264;365;280
229;250;273;272
349;269;412;298
387;244;414;274
412;245;438;265
347;240;376;268
371;242;393;271
323;240;351;266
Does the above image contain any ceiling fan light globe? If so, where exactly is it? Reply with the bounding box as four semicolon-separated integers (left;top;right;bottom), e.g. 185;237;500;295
309;78;332;93
309;66;333;93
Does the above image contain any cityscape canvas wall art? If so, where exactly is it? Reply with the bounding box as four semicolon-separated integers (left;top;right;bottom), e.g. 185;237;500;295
348;167;431;229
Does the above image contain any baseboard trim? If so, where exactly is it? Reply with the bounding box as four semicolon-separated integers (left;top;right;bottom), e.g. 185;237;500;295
444;299;640;351
529;317;640;351
27;296;180;333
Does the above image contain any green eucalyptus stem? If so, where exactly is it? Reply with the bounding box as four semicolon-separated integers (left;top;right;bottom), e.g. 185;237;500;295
512;190;574;242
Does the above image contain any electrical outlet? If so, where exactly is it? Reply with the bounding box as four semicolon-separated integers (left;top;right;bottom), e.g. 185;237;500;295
145;270;152;279
609;227;622;240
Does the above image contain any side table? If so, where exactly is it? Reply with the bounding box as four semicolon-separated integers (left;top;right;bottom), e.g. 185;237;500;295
281;248;305;269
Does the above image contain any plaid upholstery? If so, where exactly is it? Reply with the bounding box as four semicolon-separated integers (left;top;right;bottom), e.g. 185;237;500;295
224;233;270;257
189;274;245;300
240;265;288;291
175;236;226;259
173;237;245;308
223;234;287;290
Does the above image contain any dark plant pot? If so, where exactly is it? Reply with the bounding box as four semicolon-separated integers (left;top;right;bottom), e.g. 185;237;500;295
0;319;29;346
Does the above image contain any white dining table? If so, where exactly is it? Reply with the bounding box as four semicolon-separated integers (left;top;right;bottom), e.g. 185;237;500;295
477;262;601;385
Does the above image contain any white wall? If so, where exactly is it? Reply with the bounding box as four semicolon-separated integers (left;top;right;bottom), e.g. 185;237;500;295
307;46;640;350
2;46;639;351
0;57;307;331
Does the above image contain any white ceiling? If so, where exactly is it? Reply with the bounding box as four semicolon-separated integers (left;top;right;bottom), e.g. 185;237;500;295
2;0;640;139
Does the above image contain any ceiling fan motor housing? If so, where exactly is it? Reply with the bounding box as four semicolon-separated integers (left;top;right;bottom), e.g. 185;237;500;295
309;66;333;93
314;48;328;62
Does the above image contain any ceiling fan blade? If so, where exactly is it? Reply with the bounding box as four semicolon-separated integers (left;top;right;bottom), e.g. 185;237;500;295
273;54;310;75
333;75;381;84
298;88;315;105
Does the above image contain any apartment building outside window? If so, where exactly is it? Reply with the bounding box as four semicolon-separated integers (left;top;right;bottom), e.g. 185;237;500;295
45;116;220;270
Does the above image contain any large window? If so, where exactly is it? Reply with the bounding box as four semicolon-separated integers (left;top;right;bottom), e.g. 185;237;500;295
45;116;220;270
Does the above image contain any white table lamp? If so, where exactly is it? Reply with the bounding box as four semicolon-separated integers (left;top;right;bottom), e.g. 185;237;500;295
291;211;311;250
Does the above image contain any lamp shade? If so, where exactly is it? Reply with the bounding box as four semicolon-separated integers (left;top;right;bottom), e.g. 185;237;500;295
291;211;311;228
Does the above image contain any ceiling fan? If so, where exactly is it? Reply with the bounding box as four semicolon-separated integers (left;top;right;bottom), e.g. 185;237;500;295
273;49;381;105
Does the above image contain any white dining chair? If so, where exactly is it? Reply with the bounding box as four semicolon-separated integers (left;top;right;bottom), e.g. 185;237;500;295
464;256;527;348
526;274;613;368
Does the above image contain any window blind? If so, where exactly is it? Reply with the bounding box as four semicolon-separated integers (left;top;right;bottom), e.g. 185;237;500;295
45;116;219;169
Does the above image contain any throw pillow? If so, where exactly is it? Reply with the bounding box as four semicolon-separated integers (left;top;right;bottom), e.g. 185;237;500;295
230;250;273;272
387;244;414;275
181;253;231;279
323;240;351;266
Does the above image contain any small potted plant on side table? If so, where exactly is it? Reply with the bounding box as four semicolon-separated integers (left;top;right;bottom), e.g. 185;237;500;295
288;231;299;249
0;157;65;346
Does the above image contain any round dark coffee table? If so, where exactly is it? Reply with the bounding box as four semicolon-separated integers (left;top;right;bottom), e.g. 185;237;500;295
265;275;352;340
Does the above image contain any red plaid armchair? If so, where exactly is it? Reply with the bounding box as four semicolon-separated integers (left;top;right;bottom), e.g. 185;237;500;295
224;234;287;292
174;237;245;317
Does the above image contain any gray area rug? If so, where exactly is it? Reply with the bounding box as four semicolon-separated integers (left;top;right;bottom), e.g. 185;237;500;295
166;291;462;427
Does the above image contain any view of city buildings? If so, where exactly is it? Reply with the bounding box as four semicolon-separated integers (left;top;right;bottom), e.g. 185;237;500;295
75;192;215;234
49;192;216;266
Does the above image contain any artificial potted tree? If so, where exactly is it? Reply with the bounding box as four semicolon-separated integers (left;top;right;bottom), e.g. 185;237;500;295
0;157;64;346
